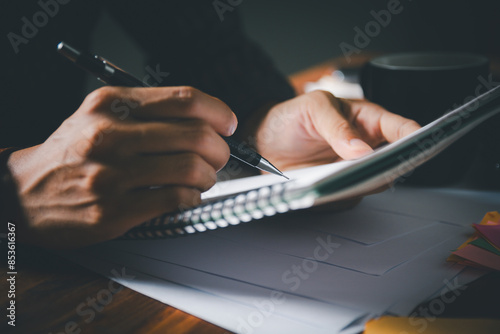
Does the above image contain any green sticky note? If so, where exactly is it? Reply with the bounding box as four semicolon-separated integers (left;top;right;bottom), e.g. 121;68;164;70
469;238;500;255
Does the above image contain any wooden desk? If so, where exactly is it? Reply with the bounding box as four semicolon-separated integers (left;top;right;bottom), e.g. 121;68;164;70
0;244;228;334
2;55;499;334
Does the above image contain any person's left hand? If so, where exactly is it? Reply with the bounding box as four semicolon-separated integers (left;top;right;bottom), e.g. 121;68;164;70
251;90;421;171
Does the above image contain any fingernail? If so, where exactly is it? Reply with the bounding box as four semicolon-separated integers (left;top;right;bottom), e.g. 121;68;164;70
229;124;236;136
349;139;374;155
229;118;238;136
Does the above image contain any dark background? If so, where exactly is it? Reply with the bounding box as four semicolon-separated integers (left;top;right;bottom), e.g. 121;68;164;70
86;0;500;92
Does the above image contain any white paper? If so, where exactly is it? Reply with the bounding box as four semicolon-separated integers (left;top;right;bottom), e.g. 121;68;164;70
68;246;367;333
363;187;500;226
66;252;342;334
62;187;499;333
204;161;348;200
209;215;466;275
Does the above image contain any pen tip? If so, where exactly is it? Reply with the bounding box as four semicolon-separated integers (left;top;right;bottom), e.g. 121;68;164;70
257;158;289;179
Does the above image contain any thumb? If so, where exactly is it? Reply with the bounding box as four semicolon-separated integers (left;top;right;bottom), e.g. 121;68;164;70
310;93;374;160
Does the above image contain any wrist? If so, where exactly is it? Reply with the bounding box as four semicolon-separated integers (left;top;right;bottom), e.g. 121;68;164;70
0;148;24;233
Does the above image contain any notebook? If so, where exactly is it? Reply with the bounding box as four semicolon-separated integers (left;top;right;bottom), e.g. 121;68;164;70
123;85;500;239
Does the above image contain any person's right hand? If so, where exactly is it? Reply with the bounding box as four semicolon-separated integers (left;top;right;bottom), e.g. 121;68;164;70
6;86;237;248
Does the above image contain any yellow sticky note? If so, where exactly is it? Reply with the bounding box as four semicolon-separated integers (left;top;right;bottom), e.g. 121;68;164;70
364;316;500;334
480;211;500;225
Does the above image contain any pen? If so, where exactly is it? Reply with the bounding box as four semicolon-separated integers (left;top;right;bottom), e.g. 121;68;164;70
57;42;287;179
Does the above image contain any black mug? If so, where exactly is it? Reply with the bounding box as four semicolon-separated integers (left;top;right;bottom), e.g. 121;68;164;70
361;52;490;186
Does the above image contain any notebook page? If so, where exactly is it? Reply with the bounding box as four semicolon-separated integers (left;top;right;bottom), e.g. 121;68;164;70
203;160;354;201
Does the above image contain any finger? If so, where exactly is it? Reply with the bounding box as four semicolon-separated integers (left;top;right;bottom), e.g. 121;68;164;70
344;100;421;144
115;186;203;233
120;153;218;192
113;86;238;136
82;86;237;136
378;111;421;143
309;92;374;160
120;119;230;170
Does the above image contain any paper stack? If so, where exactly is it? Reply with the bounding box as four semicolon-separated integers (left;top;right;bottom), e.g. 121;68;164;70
62;187;499;334
448;211;500;271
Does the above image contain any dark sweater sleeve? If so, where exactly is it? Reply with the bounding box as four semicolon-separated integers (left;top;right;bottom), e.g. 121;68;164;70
104;0;295;125
0;148;21;229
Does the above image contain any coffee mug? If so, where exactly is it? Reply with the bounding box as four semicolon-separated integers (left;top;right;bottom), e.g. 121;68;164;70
361;52;490;185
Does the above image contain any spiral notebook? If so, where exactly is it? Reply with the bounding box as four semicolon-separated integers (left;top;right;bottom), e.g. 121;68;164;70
122;85;500;239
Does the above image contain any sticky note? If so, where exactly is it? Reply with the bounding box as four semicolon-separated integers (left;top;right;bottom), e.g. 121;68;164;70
447;211;500;264
479;211;500;225
469;238;500;256
364;316;500;334
452;244;500;271
473;224;500;249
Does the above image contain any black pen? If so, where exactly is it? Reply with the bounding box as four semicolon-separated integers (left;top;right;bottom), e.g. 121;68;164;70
57;42;287;179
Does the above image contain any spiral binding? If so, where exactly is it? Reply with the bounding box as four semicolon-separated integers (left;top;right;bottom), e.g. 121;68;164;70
121;183;292;239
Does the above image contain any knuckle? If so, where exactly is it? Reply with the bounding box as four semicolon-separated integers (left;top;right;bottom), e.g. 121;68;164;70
91;117;114;137
201;168;217;191
72;137;95;161
191;122;215;148
332;119;352;135
306;90;335;108
170;86;200;116
168;187;201;211
86;205;108;227
187;122;229;171
83;87;120;112
181;154;207;184
171;86;197;101
72;192;118;235
214;143;230;172
83;163;112;193
178;154;216;191
78;120;114;157
220;139;231;161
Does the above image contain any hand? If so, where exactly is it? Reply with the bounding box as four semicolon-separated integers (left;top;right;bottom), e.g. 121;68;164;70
7;86;237;248
253;90;421;171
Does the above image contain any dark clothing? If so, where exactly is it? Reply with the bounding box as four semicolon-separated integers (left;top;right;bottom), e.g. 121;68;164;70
1;0;295;148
